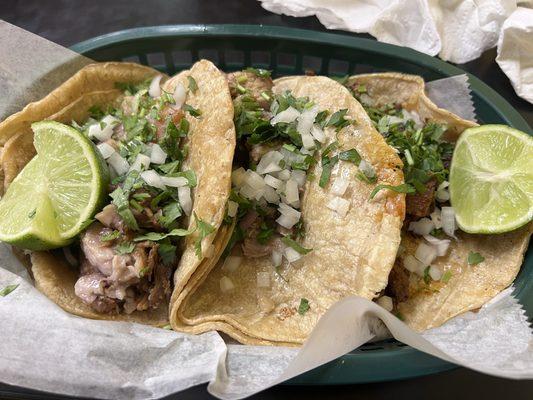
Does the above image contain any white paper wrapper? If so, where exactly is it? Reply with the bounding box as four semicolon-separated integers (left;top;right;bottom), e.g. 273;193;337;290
0;23;531;400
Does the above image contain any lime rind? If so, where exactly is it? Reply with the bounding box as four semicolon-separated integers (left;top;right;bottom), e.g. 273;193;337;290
450;124;533;234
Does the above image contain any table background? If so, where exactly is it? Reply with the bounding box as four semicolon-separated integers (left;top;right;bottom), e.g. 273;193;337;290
1;1;532;399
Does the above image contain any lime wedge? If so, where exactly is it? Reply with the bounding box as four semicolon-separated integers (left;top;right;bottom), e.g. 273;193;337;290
449;124;533;234
0;121;109;250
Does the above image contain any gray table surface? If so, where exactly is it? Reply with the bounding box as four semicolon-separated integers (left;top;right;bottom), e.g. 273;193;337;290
1;1;532;399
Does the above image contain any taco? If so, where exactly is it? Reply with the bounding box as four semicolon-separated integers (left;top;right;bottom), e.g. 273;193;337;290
344;73;532;331
168;69;405;345
0;60;235;325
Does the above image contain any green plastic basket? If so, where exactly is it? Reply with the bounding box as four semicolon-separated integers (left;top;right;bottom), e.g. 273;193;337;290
72;25;533;385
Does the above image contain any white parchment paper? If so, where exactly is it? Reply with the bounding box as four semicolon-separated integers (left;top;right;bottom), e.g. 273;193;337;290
0;22;531;400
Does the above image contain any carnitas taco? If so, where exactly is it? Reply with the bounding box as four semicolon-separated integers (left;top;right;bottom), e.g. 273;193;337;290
0;60;235;325
168;68;406;345
344;73;532;331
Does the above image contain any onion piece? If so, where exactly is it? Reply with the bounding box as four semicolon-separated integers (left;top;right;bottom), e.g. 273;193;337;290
96;142;115;159
377;296;393;312
148;75;163;98
178;186;192;216
232;167;247;187
408;217;435;236
257;272;270;288
264;174;283;189
220;276;235;293
129;153;151;172
429;265;442;281
423;235;451;257
276;214;299;230
270;106;300;125
280;147;305;165
141;170;166;190
403;254;425;275
222;256;242;273
150;143;167;164
414;242;438;265
430;208;442;229
326;196;350;218
358;160;376;179
291;170;306;188
301;131;316;150
227;200;238;218
256;151;283;175
271;250;282;267
239;184;256;200
263;186;280;204
285;179;299;204
276;169;291;181
284;247;302;263
160;176;188;187
436;188;450;202
278;203;301;219
173;83;187;107
107;152;130;176
88;116;118;141
331;177;349;196
244;170;266;191
310;125;326;143
441;206;457;238
297;106;318;136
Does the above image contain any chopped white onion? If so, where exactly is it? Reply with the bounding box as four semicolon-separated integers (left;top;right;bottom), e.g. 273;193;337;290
436;189;450;202
438;181;450;191
430;208;442;229
239;184;256;200
227;200;238;218
257;272;270;288
276;169;291;181
331;177;349;196
358;160;376;179
429;265;442;281
310;125;326;143
222;256;242;273
388;115;405;125
278;203;301;219
280;147;305;165
408;217;435;236
441;206;457;238
377;296;393;312
256;151;283;175
232;167;247;187
403;254;425;275
301;131;316;150
285;179;299;204
270;106;300;125
326;196;350;218
160;176;188;187
173;83;187;107
107;152;130;176
149;75;163;98
402;109;423;129
96;142;115;159
263;186;280;204
129;153;151;172
291;170;306;188
414;242;438;266
88;115;119;141
423;235;451;257
220;276;235;293
178;186;192;216
244;170;266;191
276;214;299;229
359;93;373;106
141;170;166;190
150;143;167;164
296;106;319;136
283;247;302;263
299;147;313;155
264;174;283;189
271;250;283;267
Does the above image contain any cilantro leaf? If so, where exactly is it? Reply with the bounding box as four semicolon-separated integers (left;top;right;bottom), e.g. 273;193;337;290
134;226;196;242
441;270;452;283
257;223;274;245
183;104;201;118
158;202;182;229
423;266;431;285
110;188;139;231
194;213;216;258
338;148;362;164
319;155;338;188
187;76;198;93
115;242;135;255
298;298;310;315
245;67;271;78
281;237;312;255
369;183;416;199
467;251;485;265
100;230;120;242
326;109;351;131
158;242;177;265
0;284;19;297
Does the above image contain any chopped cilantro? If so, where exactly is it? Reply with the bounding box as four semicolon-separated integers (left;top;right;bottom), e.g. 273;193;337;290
0;284;19;297
319;154;338;188
298;298;310;315
100;230;120;242
356;171;377;184
194;213;216;258
357;84;367;93
110;187;139;230
187;76;198;93
165;170;197;187
162;324;172;330
326;109;351;131
257;222;274;245
467;251;485;265
183;104;201;117
158;202;182;229
441;270;452;283
245;67;271;78
134;226;195;242
28;209;36;219
423;266;431;285
281;237;312;255
430;228;445;238
158;242;177;265
115;242;135;255
338;148;362;164
370;183;416;199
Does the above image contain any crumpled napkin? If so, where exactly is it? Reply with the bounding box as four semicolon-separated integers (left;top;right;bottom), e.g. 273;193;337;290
259;0;533;104
497;7;533;103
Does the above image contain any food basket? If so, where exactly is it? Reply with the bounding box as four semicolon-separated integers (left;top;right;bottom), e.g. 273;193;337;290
71;24;533;384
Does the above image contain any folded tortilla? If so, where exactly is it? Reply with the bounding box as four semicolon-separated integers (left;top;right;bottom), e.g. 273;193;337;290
347;72;532;331
169;75;405;345
0;60;236;326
